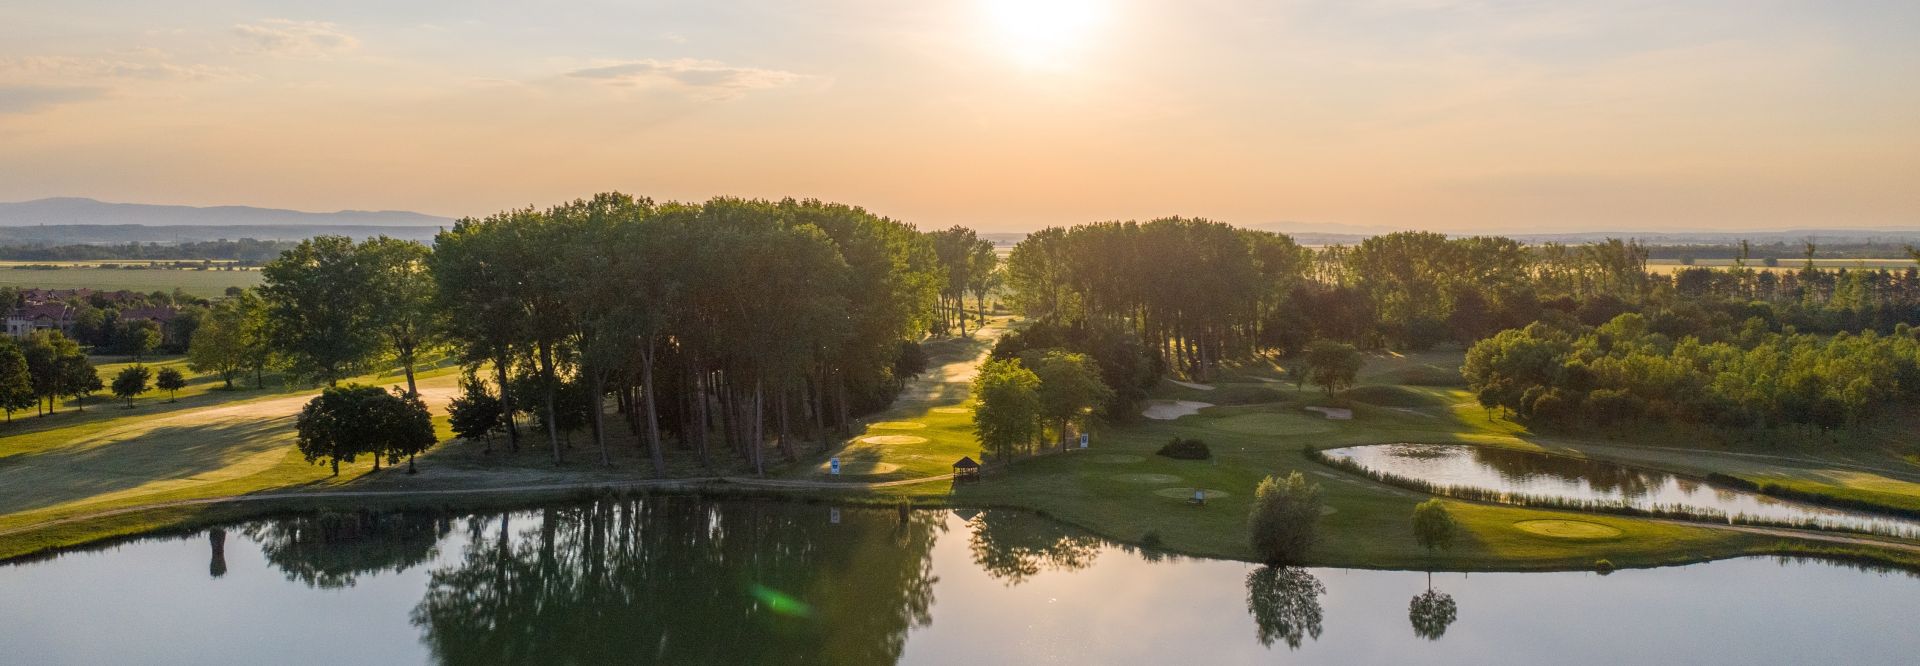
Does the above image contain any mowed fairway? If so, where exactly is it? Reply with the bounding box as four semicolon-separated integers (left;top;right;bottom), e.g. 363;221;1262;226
0;267;261;296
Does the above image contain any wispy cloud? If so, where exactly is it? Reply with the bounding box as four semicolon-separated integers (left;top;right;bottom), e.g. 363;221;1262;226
0;56;240;82
0;85;105;114
233;19;359;58
565;59;815;100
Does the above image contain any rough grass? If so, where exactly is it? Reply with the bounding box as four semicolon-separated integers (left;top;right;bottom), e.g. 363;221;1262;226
0;267;261;297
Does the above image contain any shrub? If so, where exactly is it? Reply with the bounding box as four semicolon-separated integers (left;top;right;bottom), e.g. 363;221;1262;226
1594;558;1615;573
1248;471;1323;564
1156;437;1212;460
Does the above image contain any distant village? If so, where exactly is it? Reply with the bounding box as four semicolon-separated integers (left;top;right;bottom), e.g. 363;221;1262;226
3;287;197;354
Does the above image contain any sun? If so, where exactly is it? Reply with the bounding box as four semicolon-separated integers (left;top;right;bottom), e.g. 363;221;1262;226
981;0;1109;67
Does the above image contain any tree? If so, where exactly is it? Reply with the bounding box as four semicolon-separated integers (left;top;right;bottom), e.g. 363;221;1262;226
63;356;101;412
1026;349;1113;452
0;338;34;422
1248;471;1323;564
155;367;187;402
118;318;161;362
112;365;151;408
260;236;385;385
22;330;82;415
447;373;504;452
296;384;437;475
188;297;254;388
1245;566;1326;649
972;358;1043;463
1410;499;1457;559
1301;340;1363;394
359;236;440;397
1408;589;1458;641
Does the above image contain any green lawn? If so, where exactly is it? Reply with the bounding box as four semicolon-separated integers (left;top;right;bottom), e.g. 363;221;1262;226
0;267;261;296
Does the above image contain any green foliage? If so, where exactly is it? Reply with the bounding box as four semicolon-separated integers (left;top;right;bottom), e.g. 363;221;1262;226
972;358;1043;463
1248;471;1323;564
1244;566;1325;649
116;318;161;361
295;384;437;475
447;374;504;445
1026;349;1113;451
111;365;151;407
1410;499;1458;554
188;292;264;388
992;320;1157;418
0;338;34;420
154;367;186;401
1155;437;1211;460
1301;341;1362;394
1408;589;1458;640
260;236;386;385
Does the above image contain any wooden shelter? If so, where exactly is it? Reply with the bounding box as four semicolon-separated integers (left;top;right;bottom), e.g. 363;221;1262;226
952;456;981;481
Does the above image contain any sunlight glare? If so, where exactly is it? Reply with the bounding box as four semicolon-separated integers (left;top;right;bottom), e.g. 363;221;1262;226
981;0;1109;67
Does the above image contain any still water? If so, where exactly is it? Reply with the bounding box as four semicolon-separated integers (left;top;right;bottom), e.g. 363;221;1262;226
1;498;1917;665
1324;443;1920;538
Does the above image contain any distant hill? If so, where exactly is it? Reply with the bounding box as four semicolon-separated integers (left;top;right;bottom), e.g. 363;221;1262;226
0;197;451;228
0;197;448;245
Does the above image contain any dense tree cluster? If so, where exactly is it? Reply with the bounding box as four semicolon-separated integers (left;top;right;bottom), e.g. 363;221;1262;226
1465;313;1920;432
0;238;297;262
0;331;99;417
295;384;436;475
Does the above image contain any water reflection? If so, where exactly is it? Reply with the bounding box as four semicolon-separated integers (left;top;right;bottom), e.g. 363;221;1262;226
1408;589;1457;640
1244;566;1325;649
245;511;451;589
408;500;942;665
208;528;227;579
1324;443;1920;538
965;510;1102;585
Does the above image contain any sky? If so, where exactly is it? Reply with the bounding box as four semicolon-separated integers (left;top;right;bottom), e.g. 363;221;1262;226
0;0;1916;233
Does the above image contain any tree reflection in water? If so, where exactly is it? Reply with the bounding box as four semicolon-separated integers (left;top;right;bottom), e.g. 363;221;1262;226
408;499;942;665
1408;589;1457;640
246;510;450;589
965;509;1102;585
1244;566;1325;649
207;527;228;579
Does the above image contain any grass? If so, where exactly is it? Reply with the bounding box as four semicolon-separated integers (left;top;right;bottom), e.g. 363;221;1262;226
0;267;261;296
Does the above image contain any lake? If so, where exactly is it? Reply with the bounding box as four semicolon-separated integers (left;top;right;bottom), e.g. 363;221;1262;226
1;498;1917;664
1323;442;1920;538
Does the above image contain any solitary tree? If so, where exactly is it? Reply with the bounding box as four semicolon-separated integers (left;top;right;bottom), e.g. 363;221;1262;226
1027;349;1113;452
1301;340;1363;394
1410;499;1458;558
156;367;187;402
1248;471;1324;564
0;339;34;422
972;358;1043;464
447;374;505;453
296;384;437;475
112;365;151;408
60;353;100;412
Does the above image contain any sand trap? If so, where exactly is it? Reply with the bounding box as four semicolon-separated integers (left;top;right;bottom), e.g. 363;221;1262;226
1142;400;1212;420
1169;379;1216;391
1154;487;1232;500
1111;473;1183;484
820;461;902;476
1321;506;1339;516
1304;406;1353;420
930;407;972;414
1089;454;1145;464
858;435;929;446
868;421;927;430
1255;377;1287;384
1514;519;1623;539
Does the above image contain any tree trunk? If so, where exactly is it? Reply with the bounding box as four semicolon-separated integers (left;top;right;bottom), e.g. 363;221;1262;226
537;340;561;464
640;346;666;477
494;352;519;452
590;372;609;467
811;367;828;452
777;386;795;462
331;457;340;476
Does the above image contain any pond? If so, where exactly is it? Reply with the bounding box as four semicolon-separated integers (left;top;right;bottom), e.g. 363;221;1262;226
2;498;1918;665
1322;443;1920;539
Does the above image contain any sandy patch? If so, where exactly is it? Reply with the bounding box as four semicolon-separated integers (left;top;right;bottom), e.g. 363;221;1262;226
1142;400;1212;420
868;421;927;430
1168;379;1216;391
931;407;973;414
820;461;902;476
1111;473;1183;484
858;435;929;446
1154;487;1232;500
1305;406;1353;420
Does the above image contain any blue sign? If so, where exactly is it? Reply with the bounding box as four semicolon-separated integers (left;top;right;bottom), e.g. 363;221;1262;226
830;457;841;475
1079;433;1090;448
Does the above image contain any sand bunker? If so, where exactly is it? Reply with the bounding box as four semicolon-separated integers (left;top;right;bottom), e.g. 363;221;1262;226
821;461;902;476
1304;406;1353;420
1514;519;1623;539
1142;400;1212;420
1088;453;1146;464
868;421;927;430
858;435;929;446
1111;473;1184;484
931;407;972;414
1168;379;1216;391
1154;487;1232;500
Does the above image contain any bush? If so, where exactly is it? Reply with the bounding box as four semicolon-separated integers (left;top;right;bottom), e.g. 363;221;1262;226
1248;471;1323;564
1156;437;1211;460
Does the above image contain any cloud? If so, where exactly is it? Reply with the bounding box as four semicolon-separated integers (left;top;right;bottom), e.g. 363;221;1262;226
0;85;105;114
233;19;359;58
565;59;814;100
0;56;239;82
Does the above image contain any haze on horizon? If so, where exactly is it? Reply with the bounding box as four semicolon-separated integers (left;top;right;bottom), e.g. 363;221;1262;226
1;0;1915;234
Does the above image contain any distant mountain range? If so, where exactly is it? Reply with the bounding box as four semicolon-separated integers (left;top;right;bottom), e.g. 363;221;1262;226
0;197;448;244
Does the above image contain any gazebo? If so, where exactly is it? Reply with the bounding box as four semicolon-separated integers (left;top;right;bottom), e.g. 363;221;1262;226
952;456;981;481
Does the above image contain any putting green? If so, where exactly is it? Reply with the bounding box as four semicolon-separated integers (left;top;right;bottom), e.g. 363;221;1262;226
858;435;929;446
1154;487;1232;500
1087;454;1146;464
1206;412;1336;436
820;461;902;476
1513;519;1624;539
1111;473;1183;484
867;421;927;430
931;407;972;414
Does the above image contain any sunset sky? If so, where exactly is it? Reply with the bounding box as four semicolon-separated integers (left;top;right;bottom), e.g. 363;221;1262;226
1;1;1915;232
